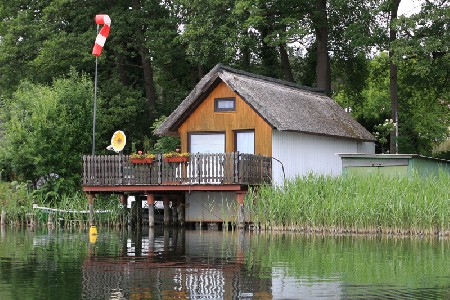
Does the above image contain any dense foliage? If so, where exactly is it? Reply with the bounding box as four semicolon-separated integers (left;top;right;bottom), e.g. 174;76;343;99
0;0;448;194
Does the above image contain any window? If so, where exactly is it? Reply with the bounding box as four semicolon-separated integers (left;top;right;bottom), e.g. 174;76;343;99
214;97;235;112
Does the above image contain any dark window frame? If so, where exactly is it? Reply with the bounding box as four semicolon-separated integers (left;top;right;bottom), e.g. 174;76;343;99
234;129;255;154
214;97;236;112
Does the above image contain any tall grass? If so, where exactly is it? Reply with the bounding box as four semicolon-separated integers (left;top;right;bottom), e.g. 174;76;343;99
0;181;34;225
0;181;122;227
246;171;450;235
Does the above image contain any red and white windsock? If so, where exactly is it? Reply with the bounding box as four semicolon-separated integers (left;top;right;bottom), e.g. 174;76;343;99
92;14;111;56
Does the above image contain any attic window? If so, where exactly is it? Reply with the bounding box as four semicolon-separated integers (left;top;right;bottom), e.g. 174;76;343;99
214;97;235;112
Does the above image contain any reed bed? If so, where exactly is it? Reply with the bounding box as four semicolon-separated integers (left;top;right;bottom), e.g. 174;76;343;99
0;181;122;227
246;172;450;236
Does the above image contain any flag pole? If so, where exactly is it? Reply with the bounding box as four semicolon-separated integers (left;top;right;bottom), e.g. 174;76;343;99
92;24;99;156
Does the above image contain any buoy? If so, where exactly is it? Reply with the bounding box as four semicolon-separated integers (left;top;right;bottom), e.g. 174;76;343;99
89;225;97;235
89;225;98;244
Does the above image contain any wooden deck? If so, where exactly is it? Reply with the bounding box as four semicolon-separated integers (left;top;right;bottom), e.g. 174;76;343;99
82;153;272;193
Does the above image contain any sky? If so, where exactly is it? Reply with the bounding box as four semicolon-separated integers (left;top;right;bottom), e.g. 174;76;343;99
398;0;424;16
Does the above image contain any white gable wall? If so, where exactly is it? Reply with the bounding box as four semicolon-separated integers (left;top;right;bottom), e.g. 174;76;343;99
272;130;374;185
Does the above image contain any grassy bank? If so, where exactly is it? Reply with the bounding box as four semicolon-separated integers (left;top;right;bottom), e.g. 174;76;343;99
0;181;122;227
246;172;450;236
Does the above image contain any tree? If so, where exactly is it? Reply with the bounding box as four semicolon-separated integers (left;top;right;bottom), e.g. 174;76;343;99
0;72;94;190
312;0;331;94
388;0;401;154
391;0;450;154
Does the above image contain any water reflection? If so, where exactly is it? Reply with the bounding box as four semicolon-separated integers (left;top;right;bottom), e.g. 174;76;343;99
82;228;450;300
83;227;271;299
1;226;450;299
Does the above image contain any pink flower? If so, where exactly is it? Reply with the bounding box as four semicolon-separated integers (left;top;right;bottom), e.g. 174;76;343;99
176;148;180;152
138;150;143;155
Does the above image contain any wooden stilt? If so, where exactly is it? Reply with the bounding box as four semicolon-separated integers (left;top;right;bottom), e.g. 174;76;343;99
163;194;170;226
0;209;5;225
136;196;142;228
148;226;155;258
176;194;185;227
87;193;95;226
47;213;53;227
236;192;246;229
119;194;127;227
172;198;179;226
147;193;155;227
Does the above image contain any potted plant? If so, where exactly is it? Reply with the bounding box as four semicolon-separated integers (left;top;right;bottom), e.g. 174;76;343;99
130;151;155;164
163;149;190;163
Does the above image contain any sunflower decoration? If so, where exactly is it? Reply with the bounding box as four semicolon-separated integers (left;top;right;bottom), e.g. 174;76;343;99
106;130;126;153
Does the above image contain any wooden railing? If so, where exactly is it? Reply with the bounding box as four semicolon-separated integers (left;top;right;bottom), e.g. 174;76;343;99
83;153;272;186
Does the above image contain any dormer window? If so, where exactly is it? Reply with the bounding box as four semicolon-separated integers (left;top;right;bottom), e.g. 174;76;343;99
214;97;235;112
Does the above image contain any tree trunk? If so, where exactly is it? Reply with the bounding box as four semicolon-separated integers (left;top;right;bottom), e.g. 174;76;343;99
260;25;279;78
241;44;251;70
116;54;129;86
314;0;331;95
139;47;156;120
190;66;197;88
389;0;401;154
279;43;295;82
132;0;156;120
197;64;205;80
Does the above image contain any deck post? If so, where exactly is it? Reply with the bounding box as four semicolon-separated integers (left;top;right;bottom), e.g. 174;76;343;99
87;193;95;226
163;194;171;226
47;213;53;227
148;227;155;258
119;194;127;227
131;195;142;228
176;194;185;227
172;198;179;226
147;193;155;227
236;191;246;229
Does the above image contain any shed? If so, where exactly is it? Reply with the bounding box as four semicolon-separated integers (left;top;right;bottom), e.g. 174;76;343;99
339;154;450;177
83;64;378;226
156;64;376;185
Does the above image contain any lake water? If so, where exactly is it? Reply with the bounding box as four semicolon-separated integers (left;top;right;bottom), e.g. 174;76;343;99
0;225;449;299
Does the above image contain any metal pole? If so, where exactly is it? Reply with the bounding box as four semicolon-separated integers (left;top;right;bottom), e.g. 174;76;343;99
92;24;99;156
395;111;399;154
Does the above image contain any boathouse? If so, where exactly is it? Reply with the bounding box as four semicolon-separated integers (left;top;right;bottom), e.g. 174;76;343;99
83;64;375;227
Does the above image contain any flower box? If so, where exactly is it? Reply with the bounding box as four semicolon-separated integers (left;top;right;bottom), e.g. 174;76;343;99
164;157;188;163
130;158;154;164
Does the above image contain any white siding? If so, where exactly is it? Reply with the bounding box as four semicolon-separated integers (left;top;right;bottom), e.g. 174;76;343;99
185;191;237;223
272;130;373;185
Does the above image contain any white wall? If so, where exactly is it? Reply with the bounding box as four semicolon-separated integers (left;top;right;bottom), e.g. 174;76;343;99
272;130;374;185
184;191;238;223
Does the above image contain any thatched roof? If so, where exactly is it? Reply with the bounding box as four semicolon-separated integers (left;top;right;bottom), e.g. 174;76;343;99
155;64;376;142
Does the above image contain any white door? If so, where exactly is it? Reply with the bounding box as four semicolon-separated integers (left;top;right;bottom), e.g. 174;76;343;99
236;131;254;154
189;133;225;183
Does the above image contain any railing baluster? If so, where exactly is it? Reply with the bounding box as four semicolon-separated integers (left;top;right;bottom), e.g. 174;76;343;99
82;153;272;187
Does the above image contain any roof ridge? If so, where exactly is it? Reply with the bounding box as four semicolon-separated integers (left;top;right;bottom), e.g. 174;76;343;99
215;64;325;94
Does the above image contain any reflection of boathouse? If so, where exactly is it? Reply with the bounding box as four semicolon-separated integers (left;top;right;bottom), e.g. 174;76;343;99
82;229;272;299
